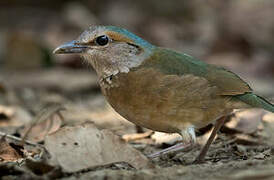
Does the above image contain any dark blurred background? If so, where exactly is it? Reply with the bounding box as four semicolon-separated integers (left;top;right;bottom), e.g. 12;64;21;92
0;0;274;103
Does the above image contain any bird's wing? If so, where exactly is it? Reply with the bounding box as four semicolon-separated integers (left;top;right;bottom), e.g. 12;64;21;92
205;65;252;95
141;48;252;96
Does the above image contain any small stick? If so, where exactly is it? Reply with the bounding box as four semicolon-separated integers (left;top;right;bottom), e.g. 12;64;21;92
0;131;40;147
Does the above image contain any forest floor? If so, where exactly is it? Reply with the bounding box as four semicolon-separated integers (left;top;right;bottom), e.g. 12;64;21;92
0;68;274;180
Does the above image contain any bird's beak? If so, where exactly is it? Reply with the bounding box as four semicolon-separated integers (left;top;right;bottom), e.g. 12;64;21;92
53;40;88;54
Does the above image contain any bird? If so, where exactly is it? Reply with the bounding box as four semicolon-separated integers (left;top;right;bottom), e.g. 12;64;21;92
53;25;274;163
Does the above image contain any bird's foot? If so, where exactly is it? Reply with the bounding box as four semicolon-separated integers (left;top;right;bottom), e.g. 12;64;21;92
147;142;193;159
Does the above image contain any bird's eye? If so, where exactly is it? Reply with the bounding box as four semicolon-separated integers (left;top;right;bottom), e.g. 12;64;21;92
95;35;109;46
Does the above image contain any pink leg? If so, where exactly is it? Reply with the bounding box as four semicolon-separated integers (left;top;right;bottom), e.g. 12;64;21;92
147;142;193;158
194;116;226;163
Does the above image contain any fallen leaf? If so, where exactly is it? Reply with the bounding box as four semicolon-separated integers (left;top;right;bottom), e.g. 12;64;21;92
151;132;182;146
226;109;265;134
20;103;64;143
44;123;151;172
122;131;153;142
21;115;62;143
0;137;23;162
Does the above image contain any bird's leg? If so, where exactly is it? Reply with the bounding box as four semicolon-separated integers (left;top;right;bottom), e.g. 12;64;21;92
147;127;196;159
194;116;227;163
147;142;192;159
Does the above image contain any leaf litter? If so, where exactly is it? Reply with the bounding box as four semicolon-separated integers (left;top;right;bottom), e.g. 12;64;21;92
0;137;23;162
0;71;274;179
20;103;65;143
2;104;274;179
44;122;152;172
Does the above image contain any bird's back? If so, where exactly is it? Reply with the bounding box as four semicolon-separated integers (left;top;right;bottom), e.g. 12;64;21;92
142;48;274;111
140;48;252;96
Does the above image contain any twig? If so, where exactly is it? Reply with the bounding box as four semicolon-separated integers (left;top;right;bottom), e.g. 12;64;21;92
0;131;40;147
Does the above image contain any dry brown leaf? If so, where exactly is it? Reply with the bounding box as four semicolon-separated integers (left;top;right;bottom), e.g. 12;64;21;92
44;123;151;172
226;109;265;134
0;137;23;162
20;103;64;143
21;115;62;143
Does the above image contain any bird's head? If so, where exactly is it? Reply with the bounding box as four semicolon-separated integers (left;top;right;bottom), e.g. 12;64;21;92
54;26;155;78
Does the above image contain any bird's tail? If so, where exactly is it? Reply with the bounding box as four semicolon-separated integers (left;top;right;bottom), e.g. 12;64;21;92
235;93;274;113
